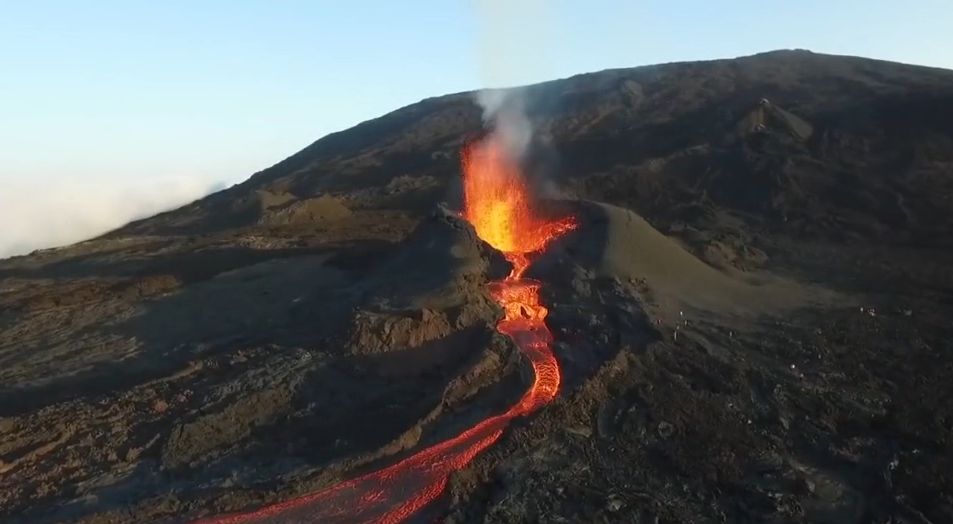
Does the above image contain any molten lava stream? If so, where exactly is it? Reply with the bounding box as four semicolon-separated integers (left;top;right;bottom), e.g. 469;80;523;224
195;135;574;524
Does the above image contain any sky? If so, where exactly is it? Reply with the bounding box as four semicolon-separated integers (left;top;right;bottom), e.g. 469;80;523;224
1;0;951;257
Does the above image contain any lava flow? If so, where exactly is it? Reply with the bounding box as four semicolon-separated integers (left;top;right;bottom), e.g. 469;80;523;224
196;134;575;524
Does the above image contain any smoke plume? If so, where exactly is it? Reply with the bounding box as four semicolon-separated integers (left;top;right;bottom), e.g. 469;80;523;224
472;0;555;159
476;88;534;159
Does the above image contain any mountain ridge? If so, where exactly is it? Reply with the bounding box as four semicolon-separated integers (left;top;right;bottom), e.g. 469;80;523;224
107;49;953;249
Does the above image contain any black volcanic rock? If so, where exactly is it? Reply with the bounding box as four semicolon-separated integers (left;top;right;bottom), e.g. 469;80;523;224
1;51;952;524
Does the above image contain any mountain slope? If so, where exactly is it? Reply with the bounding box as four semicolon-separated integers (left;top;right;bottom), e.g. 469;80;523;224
123;49;953;244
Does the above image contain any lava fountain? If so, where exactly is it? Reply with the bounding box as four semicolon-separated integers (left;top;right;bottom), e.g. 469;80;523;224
195;133;575;524
462;135;577;278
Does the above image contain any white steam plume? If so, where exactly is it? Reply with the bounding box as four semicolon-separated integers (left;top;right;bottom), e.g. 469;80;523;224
476;89;533;158
472;0;555;159
0;176;224;259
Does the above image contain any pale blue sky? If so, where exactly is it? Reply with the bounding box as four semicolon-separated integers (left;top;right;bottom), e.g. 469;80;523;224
1;1;951;256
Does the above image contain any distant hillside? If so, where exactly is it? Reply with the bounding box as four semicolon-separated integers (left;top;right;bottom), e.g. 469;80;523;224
121;49;953;245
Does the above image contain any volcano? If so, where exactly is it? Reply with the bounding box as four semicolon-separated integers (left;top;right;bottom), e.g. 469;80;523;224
193;132;577;524
2;50;953;524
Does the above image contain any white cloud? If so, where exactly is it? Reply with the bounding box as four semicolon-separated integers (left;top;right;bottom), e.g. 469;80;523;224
0;175;223;258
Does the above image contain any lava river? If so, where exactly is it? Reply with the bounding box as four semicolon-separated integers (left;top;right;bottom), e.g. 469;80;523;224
196;134;576;524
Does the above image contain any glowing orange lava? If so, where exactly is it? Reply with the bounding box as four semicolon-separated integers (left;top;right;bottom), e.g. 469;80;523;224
462;135;576;278
195;133;575;524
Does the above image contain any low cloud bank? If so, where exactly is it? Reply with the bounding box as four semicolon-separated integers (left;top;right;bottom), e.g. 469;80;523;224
0;176;225;258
